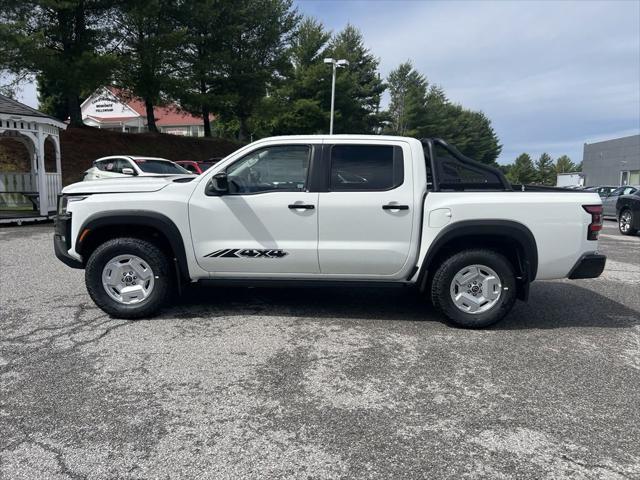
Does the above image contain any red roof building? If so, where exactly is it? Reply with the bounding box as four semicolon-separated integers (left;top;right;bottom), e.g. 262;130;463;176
81;86;213;137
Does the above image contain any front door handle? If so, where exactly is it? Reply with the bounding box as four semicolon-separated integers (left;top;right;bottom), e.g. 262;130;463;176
288;204;315;210
382;204;409;210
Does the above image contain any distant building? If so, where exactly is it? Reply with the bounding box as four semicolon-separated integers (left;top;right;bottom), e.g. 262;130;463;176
582;134;640;186
556;172;584;187
81;86;212;137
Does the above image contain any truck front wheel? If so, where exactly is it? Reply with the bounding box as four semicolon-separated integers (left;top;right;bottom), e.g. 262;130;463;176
85;237;172;319
430;249;517;328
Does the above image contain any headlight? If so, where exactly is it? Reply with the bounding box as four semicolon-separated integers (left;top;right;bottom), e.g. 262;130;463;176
58;195;87;215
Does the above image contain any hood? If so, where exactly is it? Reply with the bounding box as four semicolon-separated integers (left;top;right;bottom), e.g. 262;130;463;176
62;175;196;194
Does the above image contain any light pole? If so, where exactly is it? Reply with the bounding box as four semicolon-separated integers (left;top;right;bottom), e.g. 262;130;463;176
323;58;349;134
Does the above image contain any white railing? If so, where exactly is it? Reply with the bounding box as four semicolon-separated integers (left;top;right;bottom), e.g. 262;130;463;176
44;173;62;212
0;172;37;193
0;172;62;213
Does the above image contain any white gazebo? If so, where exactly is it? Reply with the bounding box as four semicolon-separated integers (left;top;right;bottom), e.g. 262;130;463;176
0;94;66;223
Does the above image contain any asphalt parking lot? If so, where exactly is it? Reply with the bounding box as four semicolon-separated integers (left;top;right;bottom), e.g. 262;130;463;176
1;220;639;479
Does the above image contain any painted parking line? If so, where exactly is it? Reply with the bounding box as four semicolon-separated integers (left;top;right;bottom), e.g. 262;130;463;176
599;233;640;242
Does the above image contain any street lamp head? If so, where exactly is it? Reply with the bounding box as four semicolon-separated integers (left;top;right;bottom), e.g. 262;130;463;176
323;58;335;64
336;59;349;67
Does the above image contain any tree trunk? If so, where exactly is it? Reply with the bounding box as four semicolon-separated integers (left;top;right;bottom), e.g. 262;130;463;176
238;116;249;141
145;98;158;133
67;94;83;126
202;105;211;137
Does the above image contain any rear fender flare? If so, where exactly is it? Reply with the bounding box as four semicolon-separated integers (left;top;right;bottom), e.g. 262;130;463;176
417;219;538;295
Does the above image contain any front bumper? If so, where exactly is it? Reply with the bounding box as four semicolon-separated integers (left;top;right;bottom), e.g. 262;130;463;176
568;253;606;279
54;214;83;269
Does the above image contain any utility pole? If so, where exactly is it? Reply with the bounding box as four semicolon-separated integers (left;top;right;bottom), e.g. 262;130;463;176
323;58;349;135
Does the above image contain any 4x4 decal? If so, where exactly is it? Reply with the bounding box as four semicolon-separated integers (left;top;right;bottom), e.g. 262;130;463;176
205;248;288;259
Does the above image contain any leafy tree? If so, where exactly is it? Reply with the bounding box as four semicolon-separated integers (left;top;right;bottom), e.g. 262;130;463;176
223;0;299;140
555;154;577;173
506;153;537;184
0;0;118;124
113;0;186;132
386;61;428;136
535;152;556;185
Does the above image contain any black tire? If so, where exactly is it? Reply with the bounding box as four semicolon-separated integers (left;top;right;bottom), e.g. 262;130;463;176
85;237;172;319
618;209;638;236
430;249;517;328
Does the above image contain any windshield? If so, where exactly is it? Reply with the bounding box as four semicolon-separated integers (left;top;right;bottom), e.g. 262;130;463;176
134;159;190;174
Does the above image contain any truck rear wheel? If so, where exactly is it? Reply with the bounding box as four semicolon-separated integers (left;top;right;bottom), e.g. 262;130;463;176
430;249;517;328
85;237;172;319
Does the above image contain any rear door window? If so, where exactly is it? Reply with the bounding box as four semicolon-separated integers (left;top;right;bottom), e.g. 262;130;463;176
330;145;403;191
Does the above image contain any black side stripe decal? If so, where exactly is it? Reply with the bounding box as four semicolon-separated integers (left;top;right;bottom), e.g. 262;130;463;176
204;248;288;259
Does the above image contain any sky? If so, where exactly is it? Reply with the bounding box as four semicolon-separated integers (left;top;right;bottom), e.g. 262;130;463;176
9;0;640;164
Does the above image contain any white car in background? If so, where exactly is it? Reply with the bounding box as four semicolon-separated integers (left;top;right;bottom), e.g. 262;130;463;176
83;156;192;181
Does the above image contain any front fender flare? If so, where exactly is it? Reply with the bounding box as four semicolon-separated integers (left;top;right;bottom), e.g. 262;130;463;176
76;210;190;279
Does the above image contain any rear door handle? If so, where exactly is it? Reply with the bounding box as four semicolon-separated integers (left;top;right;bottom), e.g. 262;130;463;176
382;204;409;210
288;204;315;210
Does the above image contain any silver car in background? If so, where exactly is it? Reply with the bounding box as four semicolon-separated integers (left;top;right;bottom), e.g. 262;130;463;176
83;156;192;181
602;185;639;218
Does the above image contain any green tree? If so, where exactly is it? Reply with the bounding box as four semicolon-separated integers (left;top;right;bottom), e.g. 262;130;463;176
386;61;428;136
172;0;238;137
266;17;332;135
0;0;118;124
258;20;386;137
536;152;556;185
555;154;577;173
223;0;299;140
114;0;186;132
37;74;69;120
506;153;537;184
324;24;386;134
415;86;502;165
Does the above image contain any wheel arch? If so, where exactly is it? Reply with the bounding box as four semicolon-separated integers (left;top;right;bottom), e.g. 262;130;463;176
76;210;189;280
417;220;538;299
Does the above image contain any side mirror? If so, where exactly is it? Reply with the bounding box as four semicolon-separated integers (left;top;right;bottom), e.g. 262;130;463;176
122;167;135;176
206;172;229;195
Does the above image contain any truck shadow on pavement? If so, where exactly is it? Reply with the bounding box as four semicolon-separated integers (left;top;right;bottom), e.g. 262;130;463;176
168;281;639;330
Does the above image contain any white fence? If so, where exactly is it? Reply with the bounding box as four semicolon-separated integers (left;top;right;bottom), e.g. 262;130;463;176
0;172;62;213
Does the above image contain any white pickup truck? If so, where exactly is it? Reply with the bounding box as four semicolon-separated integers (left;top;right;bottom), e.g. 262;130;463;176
54;135;606;328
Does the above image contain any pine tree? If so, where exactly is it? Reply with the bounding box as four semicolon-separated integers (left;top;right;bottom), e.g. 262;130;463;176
114;0;186;133
507;153;537;184
324;24;386;134
415;86;502;165
555;155;577;173
386;61;428;136
536;152;556;185
223;0;299;140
